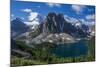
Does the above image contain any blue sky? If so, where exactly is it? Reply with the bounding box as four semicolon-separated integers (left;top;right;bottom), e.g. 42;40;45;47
11;0;95;25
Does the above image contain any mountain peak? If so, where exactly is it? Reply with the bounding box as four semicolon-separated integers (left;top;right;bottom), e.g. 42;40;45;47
11;18;30;38
41;12;90;38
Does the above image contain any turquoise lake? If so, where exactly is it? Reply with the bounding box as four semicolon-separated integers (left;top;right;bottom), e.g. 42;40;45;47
51;40;88;57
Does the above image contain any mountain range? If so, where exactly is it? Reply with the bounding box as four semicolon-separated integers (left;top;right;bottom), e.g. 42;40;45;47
11;12;95;44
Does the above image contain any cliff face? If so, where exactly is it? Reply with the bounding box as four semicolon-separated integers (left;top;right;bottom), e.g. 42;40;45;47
41;12;89;38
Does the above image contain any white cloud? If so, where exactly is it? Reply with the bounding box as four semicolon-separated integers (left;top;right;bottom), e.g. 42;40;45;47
86;14;95;20
24;20;39;26
11;14;15;20
85;21;95;25
21;8;32;13
28;12;38;21
21;17;25;20
11;14;14;18
25;12;39;27
84;14;95;25
24;20;39;29
21;8;38;21
64;15;95;26
46;3;61;7
71;5;86;14
69;17;78;22
21;8;40;29
80;19;95;25
64;15;78;23
37;6;41;8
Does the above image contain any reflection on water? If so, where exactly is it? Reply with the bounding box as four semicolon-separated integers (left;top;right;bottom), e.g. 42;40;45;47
51;40;88;57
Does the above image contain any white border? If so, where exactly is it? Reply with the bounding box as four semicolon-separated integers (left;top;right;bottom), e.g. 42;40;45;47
0;0;10;67
17;0;95;5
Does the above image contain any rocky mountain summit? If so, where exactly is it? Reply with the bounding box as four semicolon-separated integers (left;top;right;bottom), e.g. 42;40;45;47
11;12;94;44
